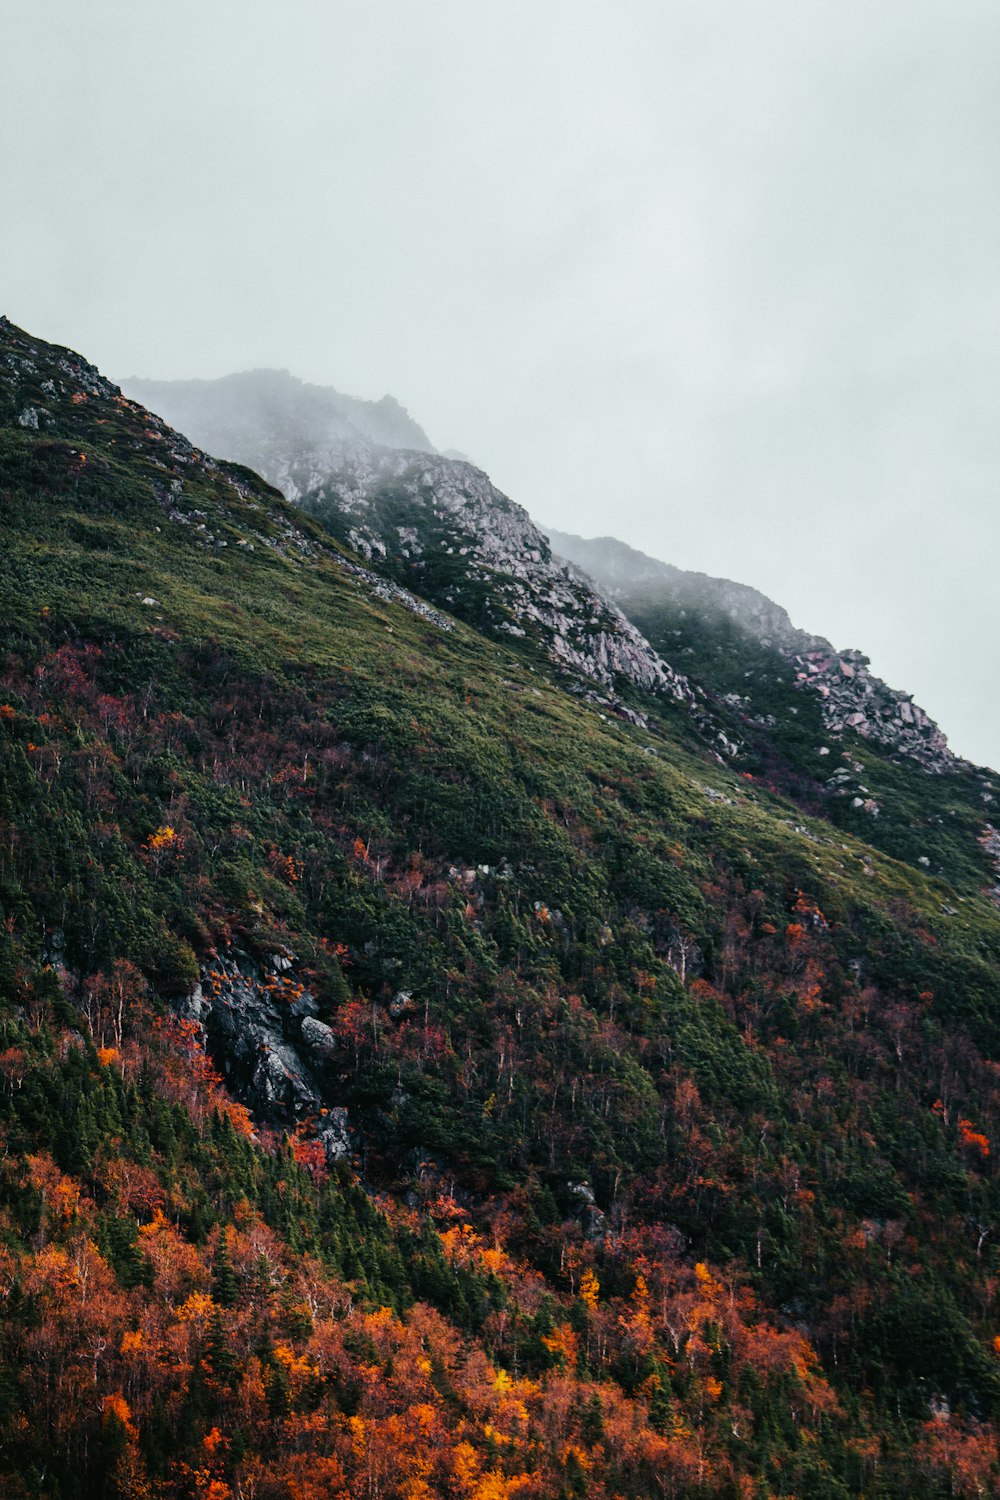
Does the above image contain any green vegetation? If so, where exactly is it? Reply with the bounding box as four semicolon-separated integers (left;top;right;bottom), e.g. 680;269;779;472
3;319;1000;1495
622;584;1000;894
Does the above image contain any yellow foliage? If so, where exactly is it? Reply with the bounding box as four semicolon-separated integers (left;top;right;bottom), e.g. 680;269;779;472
579;1267;600;1311
473;1472;522;1500
451;1439;481;1485
273;1341;319;1379
176;1291;216;1323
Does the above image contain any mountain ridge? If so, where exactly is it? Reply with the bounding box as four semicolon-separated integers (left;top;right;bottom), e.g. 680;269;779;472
122;366;438;471
121;363;964;779
5;316;1000;1495
544;527;959;775
123;366;699;711
118;354;994;895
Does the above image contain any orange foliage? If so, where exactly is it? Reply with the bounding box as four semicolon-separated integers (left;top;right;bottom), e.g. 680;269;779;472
958;1118;991;1159
146;824;178;851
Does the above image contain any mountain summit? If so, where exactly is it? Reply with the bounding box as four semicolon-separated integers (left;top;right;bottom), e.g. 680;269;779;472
124;367;695;707
122;366;437;483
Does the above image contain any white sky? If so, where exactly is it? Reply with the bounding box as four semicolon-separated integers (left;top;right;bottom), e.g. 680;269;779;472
4;1;999;766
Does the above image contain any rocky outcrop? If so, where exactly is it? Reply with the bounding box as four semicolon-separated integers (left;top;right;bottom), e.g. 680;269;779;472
790;648;954;772
180;949;351;1163
567;1181;608;1241
301;456;695;701
981;826;1000;904
547;526;959;772
117;365;693;703
299;448;694;701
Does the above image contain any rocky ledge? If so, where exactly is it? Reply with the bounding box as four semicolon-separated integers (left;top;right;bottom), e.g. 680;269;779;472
791;648;956;773
179;948;351;1164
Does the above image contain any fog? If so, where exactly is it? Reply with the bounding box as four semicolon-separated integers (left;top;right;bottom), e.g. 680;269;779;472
4;1;999;765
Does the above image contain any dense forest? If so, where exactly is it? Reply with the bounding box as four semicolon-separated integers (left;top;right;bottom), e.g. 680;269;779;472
3;317;1000;1497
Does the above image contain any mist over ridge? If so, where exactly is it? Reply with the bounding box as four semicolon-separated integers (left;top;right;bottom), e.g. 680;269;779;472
6;1;997;763
3;5;1000;1489
123;368;437;467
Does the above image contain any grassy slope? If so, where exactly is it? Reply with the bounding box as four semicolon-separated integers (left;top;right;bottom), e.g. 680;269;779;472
3;322;1000;1495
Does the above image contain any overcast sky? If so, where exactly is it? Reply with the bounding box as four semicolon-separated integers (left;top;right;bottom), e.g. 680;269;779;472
4;2;999;766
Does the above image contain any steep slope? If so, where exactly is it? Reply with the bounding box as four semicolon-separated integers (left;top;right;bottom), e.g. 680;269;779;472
5;317;1000;1497
127;372;696;710
295;449;694;705
548;528;999;895
546;529;956;770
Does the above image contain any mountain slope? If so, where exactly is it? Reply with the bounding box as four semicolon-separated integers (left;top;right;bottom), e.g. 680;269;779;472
4;317;1000;1497
542;530;825;650
545;529;956;770
123;371;695;708
547;528;1000;896
295;448;695;704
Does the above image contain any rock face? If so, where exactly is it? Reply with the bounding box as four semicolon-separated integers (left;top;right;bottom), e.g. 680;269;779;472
121;370;693;703
180;949;351;1164
568;1180;608;1241
299;448;694;702
548;527;958;773
981;826;1000;904
789;648;953;772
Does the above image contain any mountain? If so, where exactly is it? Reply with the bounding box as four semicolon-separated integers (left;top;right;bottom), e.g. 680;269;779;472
543;529;828;655
125;371;695;708
122;367;437;484
4;315;1000;1497
117;359;994;891
546;528;999;893
545;529;955;771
